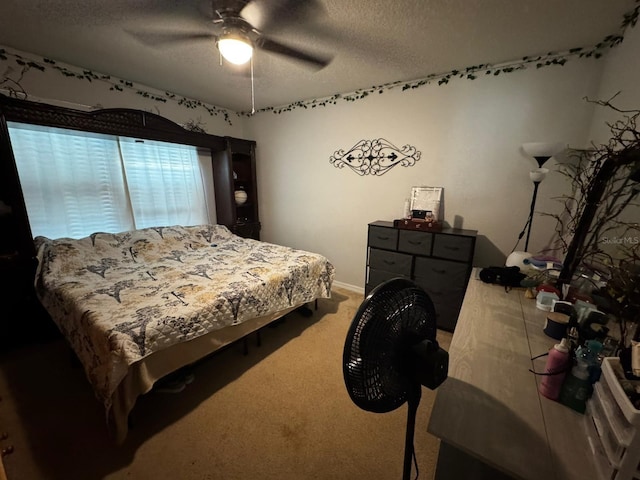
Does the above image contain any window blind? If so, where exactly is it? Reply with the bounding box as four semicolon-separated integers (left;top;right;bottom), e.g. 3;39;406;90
119;137;209;230
8;122;211;239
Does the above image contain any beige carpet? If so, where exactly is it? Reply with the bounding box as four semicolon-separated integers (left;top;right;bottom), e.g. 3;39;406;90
0;287;451;480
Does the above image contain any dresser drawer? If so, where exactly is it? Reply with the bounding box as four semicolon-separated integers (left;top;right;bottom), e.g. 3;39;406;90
368;226;398;250
414;276;466;305
413;279;465;331
432;234;474;262
366;268;402;295
367;267;400;286
398;230;433;255
414;257;468;291
368;248;412;275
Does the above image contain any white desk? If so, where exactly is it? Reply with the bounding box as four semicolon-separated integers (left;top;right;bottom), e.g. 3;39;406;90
428;275;596;480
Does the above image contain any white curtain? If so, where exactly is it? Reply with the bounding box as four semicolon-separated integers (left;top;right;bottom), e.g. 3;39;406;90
8;122;210;239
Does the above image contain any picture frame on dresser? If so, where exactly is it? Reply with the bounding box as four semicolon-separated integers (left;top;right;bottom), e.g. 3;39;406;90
410;186;443;221
365;220;476;331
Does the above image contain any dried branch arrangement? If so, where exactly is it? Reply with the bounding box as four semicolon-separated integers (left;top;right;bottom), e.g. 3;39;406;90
545;96;640;346
549;98;639;273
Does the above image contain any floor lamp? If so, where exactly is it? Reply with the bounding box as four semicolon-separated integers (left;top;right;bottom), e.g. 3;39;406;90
521;142;565;252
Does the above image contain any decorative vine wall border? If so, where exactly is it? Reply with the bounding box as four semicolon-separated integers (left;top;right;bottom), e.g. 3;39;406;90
0;49;235;126
242;0;639;116
0;0;637;122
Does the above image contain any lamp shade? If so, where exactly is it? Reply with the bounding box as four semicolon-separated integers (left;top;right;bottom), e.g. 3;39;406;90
217;33;253;65
522;142;565;168
529;167;549;183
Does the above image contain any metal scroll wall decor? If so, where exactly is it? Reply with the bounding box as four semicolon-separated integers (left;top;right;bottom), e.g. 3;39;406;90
329;138;421;176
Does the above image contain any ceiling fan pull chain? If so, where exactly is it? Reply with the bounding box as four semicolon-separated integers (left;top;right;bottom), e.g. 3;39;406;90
250;55;255;115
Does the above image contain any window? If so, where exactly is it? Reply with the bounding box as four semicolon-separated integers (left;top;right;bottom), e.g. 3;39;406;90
119;137;210;230
8;122;212;239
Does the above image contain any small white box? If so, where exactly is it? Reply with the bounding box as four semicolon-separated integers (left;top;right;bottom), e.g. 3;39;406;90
601;358;640;427
586;357;640;480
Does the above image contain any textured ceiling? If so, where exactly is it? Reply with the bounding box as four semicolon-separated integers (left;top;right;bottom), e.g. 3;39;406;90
0;0;636;112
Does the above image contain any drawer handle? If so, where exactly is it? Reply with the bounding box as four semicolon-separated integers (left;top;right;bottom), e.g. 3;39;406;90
432;268;447;274
408;240;423;246
444;246;460;251
377;236;391;240
383;260;396;265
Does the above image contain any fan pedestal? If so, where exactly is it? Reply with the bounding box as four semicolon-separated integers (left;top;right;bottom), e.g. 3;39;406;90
403;384;421;480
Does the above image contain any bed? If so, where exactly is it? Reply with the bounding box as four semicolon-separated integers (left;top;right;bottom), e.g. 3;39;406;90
33;223;335;444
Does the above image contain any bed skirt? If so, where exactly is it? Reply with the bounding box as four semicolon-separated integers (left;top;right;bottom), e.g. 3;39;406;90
108;303;302;444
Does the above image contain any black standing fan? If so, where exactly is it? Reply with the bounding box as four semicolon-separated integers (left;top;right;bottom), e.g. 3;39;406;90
343;278;449;480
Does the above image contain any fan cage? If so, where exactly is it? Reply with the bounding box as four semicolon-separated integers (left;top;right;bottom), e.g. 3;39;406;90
343;278;437;413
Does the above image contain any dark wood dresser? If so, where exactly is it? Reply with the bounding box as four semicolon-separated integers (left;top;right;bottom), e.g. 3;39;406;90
365;220;477;331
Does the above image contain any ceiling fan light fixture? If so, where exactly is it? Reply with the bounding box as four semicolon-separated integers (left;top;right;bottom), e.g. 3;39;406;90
217;32;253;65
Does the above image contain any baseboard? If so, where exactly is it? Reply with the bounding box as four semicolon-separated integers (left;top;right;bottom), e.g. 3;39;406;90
331;280;364;295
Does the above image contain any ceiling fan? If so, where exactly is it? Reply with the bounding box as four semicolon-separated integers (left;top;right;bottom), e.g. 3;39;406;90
129;0;333;69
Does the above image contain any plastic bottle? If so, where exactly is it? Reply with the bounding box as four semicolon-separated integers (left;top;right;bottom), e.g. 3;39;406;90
539;338;571;400
577;340;603;384
559;358;591;413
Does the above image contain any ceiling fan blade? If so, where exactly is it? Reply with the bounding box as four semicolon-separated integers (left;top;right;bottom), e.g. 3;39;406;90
241;0;325;33
258;36;332;69
125;30;216;47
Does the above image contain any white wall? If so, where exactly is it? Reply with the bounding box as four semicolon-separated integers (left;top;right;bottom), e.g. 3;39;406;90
590;23;640;143
244;60;605;290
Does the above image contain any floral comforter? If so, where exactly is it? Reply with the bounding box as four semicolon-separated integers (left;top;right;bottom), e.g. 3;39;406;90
35;224;335;412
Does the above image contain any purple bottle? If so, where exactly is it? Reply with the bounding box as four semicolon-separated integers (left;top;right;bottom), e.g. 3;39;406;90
539;338;570;400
